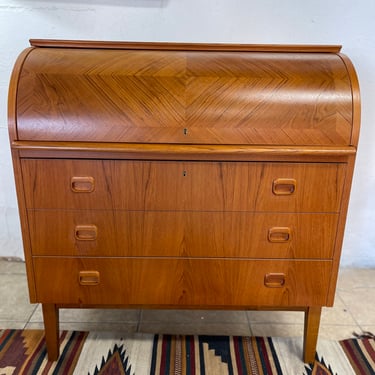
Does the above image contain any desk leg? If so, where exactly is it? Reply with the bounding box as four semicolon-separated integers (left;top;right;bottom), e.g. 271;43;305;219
303;306;321;363
42;303;60;361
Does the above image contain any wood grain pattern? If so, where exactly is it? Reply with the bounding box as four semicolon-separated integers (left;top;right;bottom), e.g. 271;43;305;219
338;54;361;147
9;150;37;301
16;48;353;145
8;41;360;362
27;210;338;259
42;304;60;361
304;306;322;363
33;257;332;307
13;141;357;162
326;154;358;305
7;47;35;142
21;159;346;212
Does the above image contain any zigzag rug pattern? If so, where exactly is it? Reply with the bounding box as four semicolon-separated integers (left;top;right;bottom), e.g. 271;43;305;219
1;329;374;374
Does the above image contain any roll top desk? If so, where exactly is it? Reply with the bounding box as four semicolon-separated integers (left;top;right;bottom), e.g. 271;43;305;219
8;40;360;362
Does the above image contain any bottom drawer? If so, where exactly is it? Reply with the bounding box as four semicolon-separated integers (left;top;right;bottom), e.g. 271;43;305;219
33;257;332;307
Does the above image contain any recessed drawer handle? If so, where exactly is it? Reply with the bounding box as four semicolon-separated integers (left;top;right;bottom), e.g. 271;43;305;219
71;176;95;193
75;225;97;241
272;178;296;195
264;273;285;288
79;271;100;286
268;227;291;242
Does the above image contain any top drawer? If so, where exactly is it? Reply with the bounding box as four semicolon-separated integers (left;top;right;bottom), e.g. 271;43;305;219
21;159;346;212
11;43;357;146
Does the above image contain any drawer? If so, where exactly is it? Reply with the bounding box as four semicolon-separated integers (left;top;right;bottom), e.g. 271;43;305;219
22;159;346;212
33;257;332;307
28;210;338;259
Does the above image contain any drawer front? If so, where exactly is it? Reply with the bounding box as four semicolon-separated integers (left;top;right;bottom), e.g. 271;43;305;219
33;257;332;307
22;159;346;212
28;210;338;259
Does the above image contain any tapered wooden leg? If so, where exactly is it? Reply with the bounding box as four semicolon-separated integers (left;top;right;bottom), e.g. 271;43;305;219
42;303;60;361
303;306;321;363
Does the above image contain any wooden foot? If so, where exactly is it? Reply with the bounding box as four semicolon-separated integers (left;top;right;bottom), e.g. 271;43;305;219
42;303;60;361
303;306;321;363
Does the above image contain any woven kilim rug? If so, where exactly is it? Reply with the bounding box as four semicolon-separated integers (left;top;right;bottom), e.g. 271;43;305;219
0;330;374;374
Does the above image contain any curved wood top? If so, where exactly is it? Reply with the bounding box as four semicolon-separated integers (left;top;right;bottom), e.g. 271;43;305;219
9;41;359;146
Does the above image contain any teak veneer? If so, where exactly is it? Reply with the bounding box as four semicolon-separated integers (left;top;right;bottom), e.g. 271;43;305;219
8;40;360;363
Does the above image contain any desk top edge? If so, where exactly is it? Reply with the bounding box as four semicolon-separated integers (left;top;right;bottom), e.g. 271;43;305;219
29;39;342;53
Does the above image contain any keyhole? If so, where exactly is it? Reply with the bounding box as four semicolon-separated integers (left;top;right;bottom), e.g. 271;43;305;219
183;171;187;177
183;128;188;135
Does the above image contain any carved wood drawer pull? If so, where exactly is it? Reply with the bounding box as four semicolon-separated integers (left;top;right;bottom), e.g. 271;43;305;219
79;271;100;286
264;273;286;288
268;227;291;242
75;225;97;241
272;178;296;195
71;176;95;193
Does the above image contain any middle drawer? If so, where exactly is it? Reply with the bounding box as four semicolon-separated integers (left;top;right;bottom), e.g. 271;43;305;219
28;210;338;258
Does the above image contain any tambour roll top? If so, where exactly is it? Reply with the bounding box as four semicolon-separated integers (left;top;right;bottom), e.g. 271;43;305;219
10;40;359;146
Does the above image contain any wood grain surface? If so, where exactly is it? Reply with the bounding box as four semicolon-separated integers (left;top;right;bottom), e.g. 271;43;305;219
16;48;353;145
21;159;346;212
8;41;361;363
33;257;332;307
27;210;338;259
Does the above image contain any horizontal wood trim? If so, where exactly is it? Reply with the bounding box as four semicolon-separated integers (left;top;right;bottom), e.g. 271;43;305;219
13;142;356;162
55;304;312;311
29;39;342;53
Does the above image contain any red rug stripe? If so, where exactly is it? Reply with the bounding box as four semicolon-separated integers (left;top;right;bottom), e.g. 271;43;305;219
257;337;274;374
341;339;371;375
187;336;196;375
363;338;375;362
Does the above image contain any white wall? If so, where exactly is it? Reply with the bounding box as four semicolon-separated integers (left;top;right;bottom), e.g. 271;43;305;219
0;0;374;266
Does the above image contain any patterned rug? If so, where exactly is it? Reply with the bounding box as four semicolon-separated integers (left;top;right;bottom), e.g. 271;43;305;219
0;329;374;374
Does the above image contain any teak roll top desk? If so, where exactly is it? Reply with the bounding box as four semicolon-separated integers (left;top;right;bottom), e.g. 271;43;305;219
8;40;360;363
